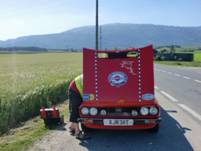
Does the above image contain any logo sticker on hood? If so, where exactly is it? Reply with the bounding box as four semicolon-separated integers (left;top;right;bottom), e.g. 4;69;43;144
83;94;95;101
142;93;154;101
83;94;90;101
108;72;128;87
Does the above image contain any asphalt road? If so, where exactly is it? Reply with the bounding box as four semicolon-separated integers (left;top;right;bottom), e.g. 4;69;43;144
28;64;201;151
155;64;201;122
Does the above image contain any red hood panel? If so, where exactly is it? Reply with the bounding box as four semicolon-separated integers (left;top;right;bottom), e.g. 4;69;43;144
83;45;154;103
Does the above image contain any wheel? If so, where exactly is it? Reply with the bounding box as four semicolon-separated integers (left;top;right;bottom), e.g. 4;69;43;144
149;124;159;133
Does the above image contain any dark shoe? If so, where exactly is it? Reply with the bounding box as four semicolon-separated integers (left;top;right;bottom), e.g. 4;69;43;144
75;131;91;140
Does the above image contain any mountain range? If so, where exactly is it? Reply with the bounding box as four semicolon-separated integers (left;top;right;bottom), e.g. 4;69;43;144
0;23;201;49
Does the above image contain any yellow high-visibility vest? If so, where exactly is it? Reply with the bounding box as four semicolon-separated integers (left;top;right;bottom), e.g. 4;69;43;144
74;74;83;97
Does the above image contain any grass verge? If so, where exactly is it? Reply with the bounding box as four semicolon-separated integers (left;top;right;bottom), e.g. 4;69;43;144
0;102;68;151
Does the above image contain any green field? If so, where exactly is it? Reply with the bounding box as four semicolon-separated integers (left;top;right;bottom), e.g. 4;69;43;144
0;52;82;134
194;51;201;62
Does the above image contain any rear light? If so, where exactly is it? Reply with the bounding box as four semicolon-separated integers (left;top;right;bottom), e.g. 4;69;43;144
52;106;58;118
140;107;149;115
40;107;46;119
81;107;89;115
149;106;158;115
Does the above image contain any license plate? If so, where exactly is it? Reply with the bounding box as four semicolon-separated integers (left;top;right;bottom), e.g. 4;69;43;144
103;119;134;126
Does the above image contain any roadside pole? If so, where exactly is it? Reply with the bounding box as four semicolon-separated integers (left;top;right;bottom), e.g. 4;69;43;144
100;26;102;50
96;0;99;51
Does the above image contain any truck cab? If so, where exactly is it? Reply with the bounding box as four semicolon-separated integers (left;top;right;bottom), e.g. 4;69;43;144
79;45;160;132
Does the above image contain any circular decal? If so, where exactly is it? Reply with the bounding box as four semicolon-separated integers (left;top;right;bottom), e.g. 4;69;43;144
108;72;128;87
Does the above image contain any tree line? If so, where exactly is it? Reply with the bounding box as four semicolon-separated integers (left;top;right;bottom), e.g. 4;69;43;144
0;47;48;52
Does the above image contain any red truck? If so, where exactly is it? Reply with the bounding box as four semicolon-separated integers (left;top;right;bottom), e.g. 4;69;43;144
79;45;161;132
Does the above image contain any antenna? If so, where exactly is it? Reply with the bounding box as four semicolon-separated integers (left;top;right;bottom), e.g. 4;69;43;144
95;0;99;51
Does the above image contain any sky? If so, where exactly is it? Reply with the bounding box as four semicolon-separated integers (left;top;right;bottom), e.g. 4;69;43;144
0;0;201;40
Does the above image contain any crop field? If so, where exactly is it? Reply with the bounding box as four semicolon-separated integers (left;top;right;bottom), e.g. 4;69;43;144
0;52;82;134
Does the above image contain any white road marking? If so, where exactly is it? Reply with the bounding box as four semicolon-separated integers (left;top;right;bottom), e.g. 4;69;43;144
178;104;201;121
194;80;201;84
183;76;191;80
156;69;201;84
174;73;181;77
154;86;159;90
160;91;179;102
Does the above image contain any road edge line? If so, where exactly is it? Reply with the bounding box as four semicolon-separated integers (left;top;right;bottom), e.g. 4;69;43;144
160;91;179;102
178;104;201;121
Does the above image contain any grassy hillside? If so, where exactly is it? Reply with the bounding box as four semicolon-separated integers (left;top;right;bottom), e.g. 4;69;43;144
0;52;82;134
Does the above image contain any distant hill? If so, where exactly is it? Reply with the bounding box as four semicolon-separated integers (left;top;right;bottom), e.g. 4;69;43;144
0;23;201;49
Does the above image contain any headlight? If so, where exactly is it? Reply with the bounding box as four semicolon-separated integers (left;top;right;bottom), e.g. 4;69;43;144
131;110;138;116
100;109;107;116
81;107;89;115
149;106;158;115
140;107;149;115
89;107;98;116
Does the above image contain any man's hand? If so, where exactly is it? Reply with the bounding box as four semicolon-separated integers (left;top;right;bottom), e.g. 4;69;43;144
69;122;80;135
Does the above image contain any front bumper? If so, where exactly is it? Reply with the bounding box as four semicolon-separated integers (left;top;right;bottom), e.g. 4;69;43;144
79;117;161;130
